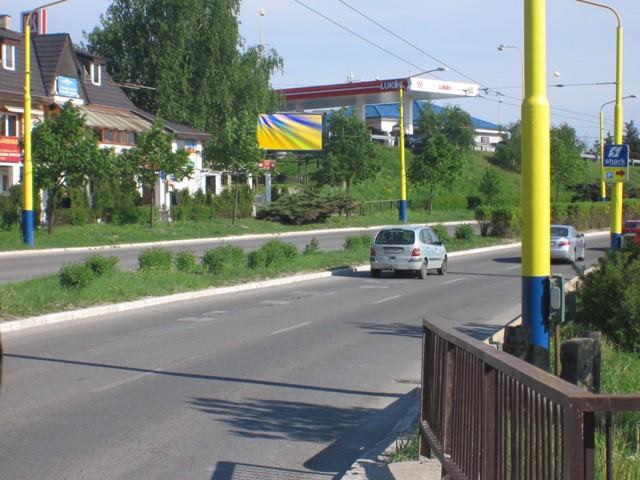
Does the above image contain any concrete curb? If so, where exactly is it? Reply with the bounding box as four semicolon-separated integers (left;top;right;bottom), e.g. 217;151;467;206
1;230;610;334
0;221;474;258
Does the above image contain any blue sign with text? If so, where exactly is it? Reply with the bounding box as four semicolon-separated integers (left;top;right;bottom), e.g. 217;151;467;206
56;76;80;98
603;144;629;168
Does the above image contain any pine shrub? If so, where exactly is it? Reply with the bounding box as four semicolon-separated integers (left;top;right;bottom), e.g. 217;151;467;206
202;245;246;274
175;250;199;273
84;255;118;276
248;240;298;269
138;248;173;272
343;234;372;251
454;224;474;241
59;263;94;289
432;224;449;242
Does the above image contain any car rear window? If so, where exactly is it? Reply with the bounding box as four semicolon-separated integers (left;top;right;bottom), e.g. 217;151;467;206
375;229;415;245
551;227;569;237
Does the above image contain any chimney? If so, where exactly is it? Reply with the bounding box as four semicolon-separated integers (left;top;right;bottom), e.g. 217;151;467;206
0;15;10;30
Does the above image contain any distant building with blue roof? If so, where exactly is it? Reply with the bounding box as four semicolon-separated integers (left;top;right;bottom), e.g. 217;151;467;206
328;101;504;152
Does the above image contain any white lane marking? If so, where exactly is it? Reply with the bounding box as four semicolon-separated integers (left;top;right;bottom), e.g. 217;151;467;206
92;367;163;393
177;317;215;323
443;278;465;285
504;265;520;271
360;285;389;289
261;300;291;305
374;294;403;304
203;310;227;315
271;321;311;335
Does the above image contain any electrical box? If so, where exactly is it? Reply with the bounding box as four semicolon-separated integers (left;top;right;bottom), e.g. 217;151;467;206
548;274;565;324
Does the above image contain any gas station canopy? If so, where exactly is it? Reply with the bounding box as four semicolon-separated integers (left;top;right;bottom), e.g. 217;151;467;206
278;77;479;111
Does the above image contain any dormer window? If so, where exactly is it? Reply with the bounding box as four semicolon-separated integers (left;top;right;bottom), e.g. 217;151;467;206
90;63;101;86
2;43;15;71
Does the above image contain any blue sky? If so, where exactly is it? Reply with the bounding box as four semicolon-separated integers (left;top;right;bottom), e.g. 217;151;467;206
6;1;639;146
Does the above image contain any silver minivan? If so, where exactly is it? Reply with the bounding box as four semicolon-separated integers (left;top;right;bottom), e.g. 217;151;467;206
370;225;447;279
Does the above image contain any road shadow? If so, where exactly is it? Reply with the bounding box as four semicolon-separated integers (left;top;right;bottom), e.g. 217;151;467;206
330;269;370;279
447;271;520;279
454;322;505;341
198;388;419;478
348;321;422;339
210;461;333;480
4;353;402;399
493;256;521;264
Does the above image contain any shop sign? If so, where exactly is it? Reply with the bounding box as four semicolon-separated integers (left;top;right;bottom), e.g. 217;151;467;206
0;136;21;163
56;76;80;98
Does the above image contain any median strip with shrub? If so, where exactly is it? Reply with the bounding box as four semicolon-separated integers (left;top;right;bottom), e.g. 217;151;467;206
0;233;507;320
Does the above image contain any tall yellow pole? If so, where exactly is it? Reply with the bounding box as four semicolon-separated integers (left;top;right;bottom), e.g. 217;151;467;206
612;24;623;249
399;86;407;223
522;0;551;353
600;110;605;201
22;13;34;246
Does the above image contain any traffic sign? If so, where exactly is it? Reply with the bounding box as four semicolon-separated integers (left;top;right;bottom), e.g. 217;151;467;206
603;144;629;184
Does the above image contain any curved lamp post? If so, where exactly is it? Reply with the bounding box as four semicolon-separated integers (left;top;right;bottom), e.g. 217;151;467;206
398;66;447;223
22;0;69;246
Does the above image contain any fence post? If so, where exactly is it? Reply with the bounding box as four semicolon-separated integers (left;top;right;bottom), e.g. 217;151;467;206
482;365;497;479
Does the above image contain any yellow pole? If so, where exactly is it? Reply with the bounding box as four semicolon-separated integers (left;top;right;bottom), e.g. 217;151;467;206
399;86;407;223
522;0;551;351
612;24;623;249
600;110;605;201
22;13;34;246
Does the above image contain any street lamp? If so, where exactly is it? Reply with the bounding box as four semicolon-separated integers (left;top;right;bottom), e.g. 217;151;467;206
498;44;524;98
599;94;636;201
22;0;69;246
576;0;624;250
398;66;447;223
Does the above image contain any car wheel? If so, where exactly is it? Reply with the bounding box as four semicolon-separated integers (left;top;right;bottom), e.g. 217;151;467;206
417;261;428;280
371;268;381;278
437;257;447;275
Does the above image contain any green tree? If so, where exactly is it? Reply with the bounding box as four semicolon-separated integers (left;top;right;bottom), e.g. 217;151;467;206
87;0;282;133
122;119;193;227
316;110;379;194
32;102;101;233
493;121;521;171
203;111;261;224
409;133;460;213
624;120;640;160
478;167;504;206
417;103;475;152
551;123;586;201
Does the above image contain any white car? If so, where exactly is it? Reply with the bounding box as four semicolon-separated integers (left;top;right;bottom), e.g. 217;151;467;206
370;225;447;279
550;224;586;263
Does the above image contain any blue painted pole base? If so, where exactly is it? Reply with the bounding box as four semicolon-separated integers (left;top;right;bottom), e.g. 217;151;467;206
611;233;622;251
399;200;407;224
22;209;35;246
600;197;606;202
522;275;550;349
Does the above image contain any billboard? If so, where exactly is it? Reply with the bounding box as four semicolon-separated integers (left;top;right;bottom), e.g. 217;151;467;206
257;113;323;151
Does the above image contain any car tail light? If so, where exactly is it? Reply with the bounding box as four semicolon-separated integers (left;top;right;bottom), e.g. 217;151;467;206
558;240;570;247
411;247;421;257
370;247;376;256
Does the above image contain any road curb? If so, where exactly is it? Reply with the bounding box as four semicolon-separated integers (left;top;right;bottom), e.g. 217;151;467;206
0;221;474;258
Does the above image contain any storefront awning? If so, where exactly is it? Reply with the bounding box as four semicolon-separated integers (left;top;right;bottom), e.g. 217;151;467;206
79;107;152;132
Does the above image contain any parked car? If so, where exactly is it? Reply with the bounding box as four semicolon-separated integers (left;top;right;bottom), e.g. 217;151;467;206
370;225;447;279
622;220;640;246
550;224;586;263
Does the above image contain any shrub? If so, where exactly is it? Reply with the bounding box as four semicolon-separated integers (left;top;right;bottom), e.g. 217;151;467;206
59;263;93;289
577;246;640;352
466;196;482;210
175;250;199;273
202;245;246;274
211;185;254;219
343;234;372;251
304;237;320;255
256;190;356;224
138;248;173;272
84;255;118;276
57;207;90;226
475;206;492;237
248;240;299;269
490;208;518;238
432;224;449;242
454;223;474;241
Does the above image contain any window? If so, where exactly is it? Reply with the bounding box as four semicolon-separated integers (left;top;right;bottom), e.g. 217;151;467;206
2;43;15;71
90;63;101;85
0;113;18;137
99;128;136;146
480;136;490;144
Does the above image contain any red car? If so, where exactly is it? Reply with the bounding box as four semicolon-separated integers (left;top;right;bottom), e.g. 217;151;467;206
622;220;640;245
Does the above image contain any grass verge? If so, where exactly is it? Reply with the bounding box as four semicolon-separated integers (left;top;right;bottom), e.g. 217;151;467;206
0;235;507;320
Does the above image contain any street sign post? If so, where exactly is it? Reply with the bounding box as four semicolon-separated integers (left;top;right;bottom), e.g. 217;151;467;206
603;144;629;183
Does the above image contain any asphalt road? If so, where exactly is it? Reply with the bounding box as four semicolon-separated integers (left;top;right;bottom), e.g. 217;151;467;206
0;234;608;480
0;224;470;284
